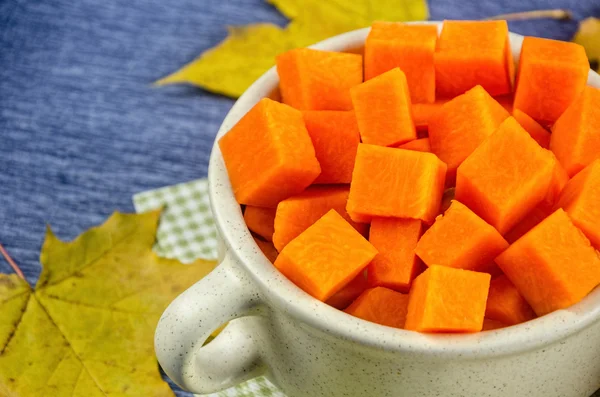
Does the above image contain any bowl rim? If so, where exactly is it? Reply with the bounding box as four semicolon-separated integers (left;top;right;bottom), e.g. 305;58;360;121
208;21;600;358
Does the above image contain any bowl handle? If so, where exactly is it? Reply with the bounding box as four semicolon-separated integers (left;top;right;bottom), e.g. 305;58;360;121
155;251;267;393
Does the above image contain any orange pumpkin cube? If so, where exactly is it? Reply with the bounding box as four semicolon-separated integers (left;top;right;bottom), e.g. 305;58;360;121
405;266;491;333
513;37;589;125
415;201;509;272
456;117;555;234
345;287;410;329
274;210;378;301
351;68;416;147
435;20;513;98
276;48;363;110
365;22;437;103
219;98;320;207
496;209;600;316
347;144;447;224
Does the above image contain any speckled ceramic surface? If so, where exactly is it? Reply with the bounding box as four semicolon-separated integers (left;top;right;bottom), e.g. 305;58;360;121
155;23;600;397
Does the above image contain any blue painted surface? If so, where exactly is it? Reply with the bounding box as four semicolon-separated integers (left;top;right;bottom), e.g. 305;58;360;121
1;0;598;395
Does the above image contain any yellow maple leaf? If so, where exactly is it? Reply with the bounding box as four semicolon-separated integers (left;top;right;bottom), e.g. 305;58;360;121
573;17;600;73
0;210;216;396
154;0;429;97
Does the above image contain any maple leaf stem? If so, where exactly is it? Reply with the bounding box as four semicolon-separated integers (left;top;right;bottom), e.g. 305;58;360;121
0;242;27;282
485;9;573;21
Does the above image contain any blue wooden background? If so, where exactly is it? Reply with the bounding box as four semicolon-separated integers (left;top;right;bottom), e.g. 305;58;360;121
1;0;599;395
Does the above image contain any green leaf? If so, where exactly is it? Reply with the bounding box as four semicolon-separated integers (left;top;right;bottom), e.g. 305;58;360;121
0;211;217;396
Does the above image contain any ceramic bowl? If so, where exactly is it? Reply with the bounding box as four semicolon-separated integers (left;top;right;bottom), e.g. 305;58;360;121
155;22;600;397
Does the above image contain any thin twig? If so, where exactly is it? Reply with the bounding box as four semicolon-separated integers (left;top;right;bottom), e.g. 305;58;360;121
0;242;26;281
485;9;573;21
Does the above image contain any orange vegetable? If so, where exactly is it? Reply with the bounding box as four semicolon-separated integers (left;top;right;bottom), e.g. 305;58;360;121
555;159;600;249
429;85;510;184
396;138;431;153
273;186;368;252
276;48;363;110
345;287;410;329
496;209;600;316
434;20;513;98
482;318;507;331
274;210;378;301
485;275;536;325
405;266;491;333
302;110;361;184
253;237;279;263
513;109;551;149
412;101;446;131
350;68;416;147
415;201;508;272
513;37;589;125
244;206;276;241
550;86;600;177
367;218;423;293
347;144;447;224
326;271;369;310
365;22;437;103
456;116;555;234
219;98;320;207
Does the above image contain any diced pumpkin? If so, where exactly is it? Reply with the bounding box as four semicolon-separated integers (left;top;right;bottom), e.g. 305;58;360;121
345;287;409;329
513;109;551;149
302;110;361;184
485;275;536;325
396;138;431;153
273;185;368;252
253;237;279;263
351;68;416;147
368;218;423;293
365;22;437;103
405;266;491;333
347;144;447;224
415;200;509;272
244;206;276;241
456;116;555;234
513;37;589;125
435;20;513;98
550;86;600;177
274;210;378;301
219;98;320;207
276;48;363;110
555;159;600;249
429;85;510;184
326;271;369;310
496;209;600;316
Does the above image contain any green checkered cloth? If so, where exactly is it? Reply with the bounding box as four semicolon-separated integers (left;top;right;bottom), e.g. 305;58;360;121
133;178;284;397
